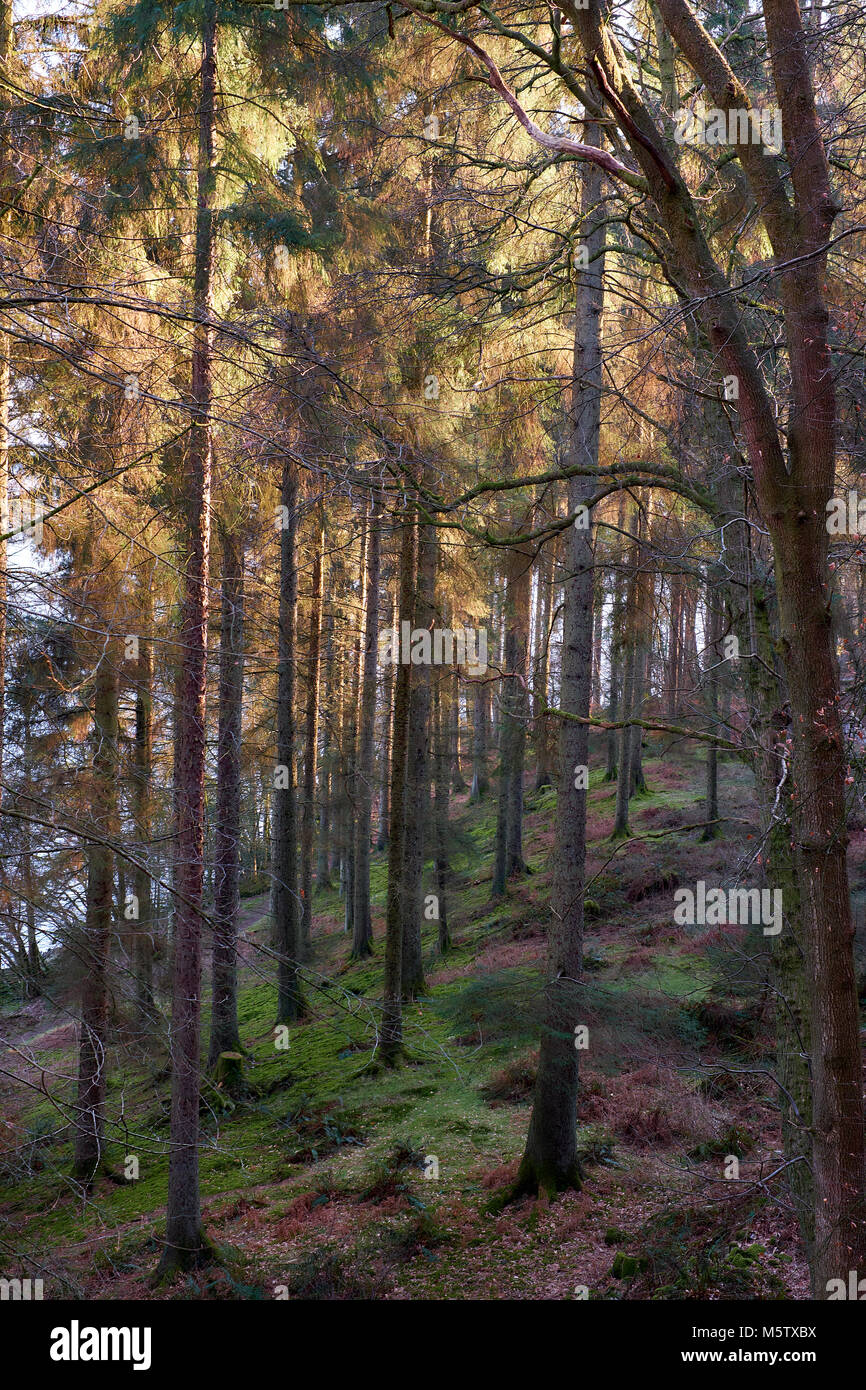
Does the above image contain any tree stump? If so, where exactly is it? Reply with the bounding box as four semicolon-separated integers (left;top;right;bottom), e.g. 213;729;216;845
214;1051;243;1090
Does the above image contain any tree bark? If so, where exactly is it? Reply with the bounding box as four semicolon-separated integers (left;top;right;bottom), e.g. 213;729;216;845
401;516;435;999
160;0;216;1275
272;458;302;1023
300;512;325;953
208;527;244;1068
132;577;154;1027
382;511;415;1062
515;124;603;1196
73;647;118;1180
352;495;380;957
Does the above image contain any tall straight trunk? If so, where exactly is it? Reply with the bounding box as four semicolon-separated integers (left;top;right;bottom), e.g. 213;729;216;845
469;670;489;802
73;647;118;1179
490;576;504;746
332;630;346;884
604;494;627;781
492;680;509;898
343;515;368;934
376;589;397;848
494;539;532;890
133;580;154;1027
300;513;325;952
317;603;334;886
207;528;244;1067
261;765;270;876
712;455;813;1253
667;572;682;718
401;518;435;999
382;513;415;1062
701;565;721;837
613;547;637;837
24;846;38;988
533;543;554;790
433;668;451;953
506;546;531;873
628;566;648;794
682;586;697;711
515;124;603;1195
627;501;649;795
160;0;216;1275
352;495;380;957
450;672;467;791
19;715;40;993
272;459;302;1023
590;568;604;713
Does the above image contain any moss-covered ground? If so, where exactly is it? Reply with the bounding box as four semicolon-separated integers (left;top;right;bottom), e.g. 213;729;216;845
0;739;825;1299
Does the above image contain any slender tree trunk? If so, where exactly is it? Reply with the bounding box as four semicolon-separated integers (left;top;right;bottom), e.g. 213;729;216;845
701;566;721;838
73;648;119;1180
272;459;302;1023
613;551;636;838
208;528;244;1068
469;668;489;802
515;126;603;1195
377;589;397;848
133;581;154;1027
401;518;435;999
450;671;467;792
667;572;682;718
343;514;368;935
533;544;554;790
494;539;532;888
605;496;627;781
433;669;451;953
382;513;415;1062
506;544;531;873
352;496;380;957
160;0;216;1275
628;502;649;795
317;604;334;886
590;567;604;713
300;513;325;953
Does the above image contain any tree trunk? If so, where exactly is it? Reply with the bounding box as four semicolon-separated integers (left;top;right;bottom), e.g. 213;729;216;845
515;126;603;1196
433;668;451;953
160;0;216;1275
352;496;380;957
377;588;397;848
382;512;415;1062
613;541;636;838
208;527;244;1068
132;578;154;1027
317;602;334;886
300;512;324;953
73;647;118;1180
401;517;435;999
701;565;721;837
533;543;554;790
272;458;302;1023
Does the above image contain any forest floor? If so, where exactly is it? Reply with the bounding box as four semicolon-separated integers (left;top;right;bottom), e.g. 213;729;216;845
3;735;852;1300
